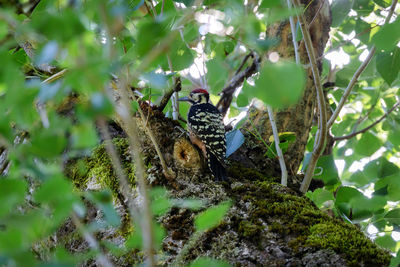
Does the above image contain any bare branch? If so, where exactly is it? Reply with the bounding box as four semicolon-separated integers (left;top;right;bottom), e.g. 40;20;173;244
216;52;261;116
286;0;300;64
267;106;288;186
292;0;328;194
327;0;399;128
158;77;182;112
333;102;400;141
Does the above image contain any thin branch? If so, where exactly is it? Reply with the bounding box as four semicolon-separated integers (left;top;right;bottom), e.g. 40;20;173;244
267;106;288;186
292;0;327;194
327;0;398;128
111;77;156;266
286;0;300;64
158;77;182;111
216;52;261;116
333;102;400;141
71;212;114;267
235;52;253;75
167;55;179;121
136;102;176;182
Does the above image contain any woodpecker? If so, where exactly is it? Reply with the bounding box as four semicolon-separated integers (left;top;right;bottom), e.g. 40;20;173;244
178;89;228;182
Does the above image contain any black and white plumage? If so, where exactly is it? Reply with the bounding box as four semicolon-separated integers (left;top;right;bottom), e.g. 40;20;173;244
178;89;228;182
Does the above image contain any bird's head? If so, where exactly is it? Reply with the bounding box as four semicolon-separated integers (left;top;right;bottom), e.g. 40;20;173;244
178;89;209;105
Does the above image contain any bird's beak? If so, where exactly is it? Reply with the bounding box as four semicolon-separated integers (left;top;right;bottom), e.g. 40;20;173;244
178;96;190;102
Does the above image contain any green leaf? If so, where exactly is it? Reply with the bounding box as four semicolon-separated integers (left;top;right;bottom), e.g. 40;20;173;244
390;250;400;267
384;208;400;226
29;129;67;158
374;234;397;252
314;155;340;186
0;179;27;218
161;39;194;71
306;188;334;208
373;0;391;7
254;61;305;109
354;0;374;16
376;48;400;86
135;19;167;56
354;132;383;157
372;18;400;51
71;122;98;149
31;9;85;42
0;20;8;40
226;129;245;158
331;0;354;27
195;201;231;232
150;187;172;216
188;257;231;267
206;58;229;93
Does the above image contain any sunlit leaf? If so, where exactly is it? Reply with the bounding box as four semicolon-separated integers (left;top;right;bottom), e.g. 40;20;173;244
372;18;400;51
376;48;400;86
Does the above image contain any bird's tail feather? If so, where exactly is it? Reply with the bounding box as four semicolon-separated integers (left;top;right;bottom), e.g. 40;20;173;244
207;153;228;182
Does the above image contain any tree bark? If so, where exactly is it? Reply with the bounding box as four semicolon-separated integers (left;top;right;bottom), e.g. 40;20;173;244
241;0;331;177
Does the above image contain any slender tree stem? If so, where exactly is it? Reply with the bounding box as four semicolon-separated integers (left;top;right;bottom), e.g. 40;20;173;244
267;106;288;186
292;0;327;193
327;0;398;128
333;102;400;141
286;0;300;64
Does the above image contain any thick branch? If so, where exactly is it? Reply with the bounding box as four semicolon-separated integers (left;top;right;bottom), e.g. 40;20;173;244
327;0;398;128
333;102;400;141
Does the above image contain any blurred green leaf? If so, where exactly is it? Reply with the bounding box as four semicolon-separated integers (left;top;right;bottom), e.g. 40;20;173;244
150;187;172;216
31;9;85;42
331;0;354;27
195;201;231;232
0;179;27;218
71;122;98;149
254;61;305;109
206;58;229;93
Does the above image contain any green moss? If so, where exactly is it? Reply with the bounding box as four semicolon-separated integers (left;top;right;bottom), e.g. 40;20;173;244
228;162;274;182
232;180;391;266
66;138;136;195
64;158;90;189
306;222;391;267
238;220;263;239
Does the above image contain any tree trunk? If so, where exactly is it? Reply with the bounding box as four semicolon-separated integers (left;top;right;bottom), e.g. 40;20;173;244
240;0;332;177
